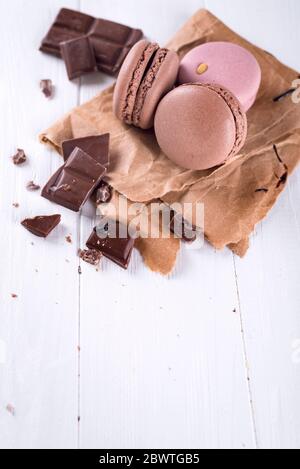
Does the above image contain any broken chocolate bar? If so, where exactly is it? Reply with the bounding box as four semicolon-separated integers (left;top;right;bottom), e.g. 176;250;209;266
21;215;61;238
86;223;135;269
78;249;102;266
12;149;26;165
40;8;143;75
62;134;110;166
42;147;106;212
95;181;113;204
61;36;97;80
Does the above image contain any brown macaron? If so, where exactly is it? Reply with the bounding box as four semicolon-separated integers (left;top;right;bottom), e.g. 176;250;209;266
113;39;179;129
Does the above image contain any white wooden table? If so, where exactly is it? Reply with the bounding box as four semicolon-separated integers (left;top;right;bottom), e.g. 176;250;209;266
0;0;300;450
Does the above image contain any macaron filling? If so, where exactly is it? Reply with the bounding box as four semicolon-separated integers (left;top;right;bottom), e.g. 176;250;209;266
132;48;168;126
122;43;159;124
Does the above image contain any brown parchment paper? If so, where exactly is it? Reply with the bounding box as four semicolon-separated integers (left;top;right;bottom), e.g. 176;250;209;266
40;9;300;270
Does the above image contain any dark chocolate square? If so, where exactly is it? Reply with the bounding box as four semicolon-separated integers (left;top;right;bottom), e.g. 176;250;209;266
61;36;97;80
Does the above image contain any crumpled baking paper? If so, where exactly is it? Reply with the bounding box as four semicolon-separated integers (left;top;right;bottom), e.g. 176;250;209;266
40;9;300;272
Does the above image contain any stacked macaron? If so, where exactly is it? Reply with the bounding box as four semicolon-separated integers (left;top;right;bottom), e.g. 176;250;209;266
113;40;261;170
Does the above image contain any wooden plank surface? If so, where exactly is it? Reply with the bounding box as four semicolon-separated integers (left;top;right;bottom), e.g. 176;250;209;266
0;0;299;450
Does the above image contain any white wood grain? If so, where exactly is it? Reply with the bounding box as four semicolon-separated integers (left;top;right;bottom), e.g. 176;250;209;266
78;0;255;450
0;0;299;450
207;0;300;450
0;0;80;449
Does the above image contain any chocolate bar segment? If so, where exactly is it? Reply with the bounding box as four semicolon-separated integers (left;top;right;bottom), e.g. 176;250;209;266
62;134;110;166
42;147;106;212
86;223;135;269
61;36;97;80
40;8;143;75
21;215;61;238
40;8;94;56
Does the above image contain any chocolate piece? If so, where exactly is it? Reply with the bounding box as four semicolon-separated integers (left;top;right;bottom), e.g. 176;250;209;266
40;8;143;75
95;181;113;204
86;223;135;269
12;149;26;165
61;36;97;80
21;214;61;238
78;249;102;266
170;212;198;243
26;181;41;191
40;79;53;98
42;147;106;212
62;134;110;166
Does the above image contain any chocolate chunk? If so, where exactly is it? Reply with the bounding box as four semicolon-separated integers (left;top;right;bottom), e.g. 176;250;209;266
40;79;53;98
86;223;135;269
61;36;97;80
42;147;106;212
12;149;26;165
62;134;110;166
21;214;61;238
95;181;113;204
40;8;143;75
170;212;198;243
26;181;41;191
78;249;102;266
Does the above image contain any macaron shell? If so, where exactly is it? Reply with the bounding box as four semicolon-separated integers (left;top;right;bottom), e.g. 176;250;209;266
133;49;180;129
154;84;246;171
113;40;159;124
178;42;261;112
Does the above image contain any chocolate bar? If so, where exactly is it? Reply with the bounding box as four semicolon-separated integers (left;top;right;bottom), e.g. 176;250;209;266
42;147;106;212
62;134;110;166
86;223;135;269
170;212;198;243
61;36;97;80
21;215;61;238
40;8;143;75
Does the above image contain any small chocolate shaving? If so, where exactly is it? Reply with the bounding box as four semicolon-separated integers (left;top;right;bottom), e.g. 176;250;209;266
276;172;288;188
11;294;18;299
273;76;300;102
40;79;53;98
273;88;296;102
78;248;102;266
255;188;269;193
65;235;72;244
26;181;41;191
12;203;20;208
12;149;26;165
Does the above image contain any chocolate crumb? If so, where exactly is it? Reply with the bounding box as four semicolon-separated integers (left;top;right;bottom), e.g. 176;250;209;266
78;266;82;275
12;149;26;165
77;416;81;422
11;294;18;299
65;235;72;244
78;249;102;266
12;203;19;208
6;404;15;416
40;79;53;98
26;181;41;191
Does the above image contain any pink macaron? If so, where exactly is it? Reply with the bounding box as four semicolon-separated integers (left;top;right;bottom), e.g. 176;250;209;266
154;83;247;171
178;42;261;111
113;39;179;129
